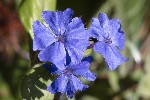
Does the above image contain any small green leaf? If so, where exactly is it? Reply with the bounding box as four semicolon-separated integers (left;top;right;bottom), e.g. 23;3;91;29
19;0;56;39
20;65;55;100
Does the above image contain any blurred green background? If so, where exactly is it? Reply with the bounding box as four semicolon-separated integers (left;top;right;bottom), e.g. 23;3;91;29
0;0;150;100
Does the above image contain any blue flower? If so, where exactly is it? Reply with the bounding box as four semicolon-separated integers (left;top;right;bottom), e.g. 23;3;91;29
89;13;127;70
44;56;96;99
32;8;89;69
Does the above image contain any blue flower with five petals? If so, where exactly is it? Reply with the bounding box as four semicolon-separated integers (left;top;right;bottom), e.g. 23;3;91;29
44;56;96;99
89;13;128;70
32;8;89;69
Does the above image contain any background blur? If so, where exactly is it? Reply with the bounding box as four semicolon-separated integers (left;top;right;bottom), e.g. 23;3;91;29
0;0;150;100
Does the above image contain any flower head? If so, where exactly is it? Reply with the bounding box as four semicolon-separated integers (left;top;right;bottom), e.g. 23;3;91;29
32;8;89;69
89;13;127;70
44;56;96;99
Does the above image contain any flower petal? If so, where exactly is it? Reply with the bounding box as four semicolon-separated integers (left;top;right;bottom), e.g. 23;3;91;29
38;42;66;69
66;75;88;99
110;19;125;50
94;42;127;70
65;17;89;64
62;8;74;26
89;18;105;40
42;8;73;35
70;61;96;81
47;74;68;94
98;13;110;34
32;20;56;51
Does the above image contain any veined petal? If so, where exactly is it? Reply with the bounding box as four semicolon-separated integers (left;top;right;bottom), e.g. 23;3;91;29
62;8;74;26
98;13;111;34
94;42;127;70
32;21;56;51
71;61;96;81
42;8;73;35
38;42;66;69
105;45;127;70
65;40;87;65
110;19;121;35
47;74;68;94
66;75;88;99
110;19;125;50
65;17;88;39
65;17;89;64
42;11;63;35
93;42;107;58
89;18;105;41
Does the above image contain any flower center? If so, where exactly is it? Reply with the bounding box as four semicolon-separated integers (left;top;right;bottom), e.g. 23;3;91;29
63;68;72;76
104;37;112;44
57;35;65;43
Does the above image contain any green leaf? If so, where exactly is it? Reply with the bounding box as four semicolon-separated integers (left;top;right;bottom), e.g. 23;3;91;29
19;0;56;39
20;65;55;100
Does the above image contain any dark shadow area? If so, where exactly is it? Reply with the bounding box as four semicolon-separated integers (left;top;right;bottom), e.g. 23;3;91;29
57;0;106;26
20;66;56;99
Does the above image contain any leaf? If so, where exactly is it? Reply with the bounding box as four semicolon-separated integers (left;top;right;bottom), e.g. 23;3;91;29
20;65;55;100
19;0;56;39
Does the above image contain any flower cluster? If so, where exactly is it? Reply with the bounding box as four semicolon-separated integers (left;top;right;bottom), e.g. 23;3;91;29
32;8;127;98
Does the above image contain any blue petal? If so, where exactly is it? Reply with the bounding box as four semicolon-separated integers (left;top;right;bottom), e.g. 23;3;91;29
43;63;64;75
70;61;96;81
98;13;110;35
65;17;88;39
65;17;89;64
38;42;66;69
32;21;56;51
66;75;88;99
94;42;127;70
89;18;105;41
47;74;68;94
42;8;73;35
62;8;74;26
110;19;125;50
